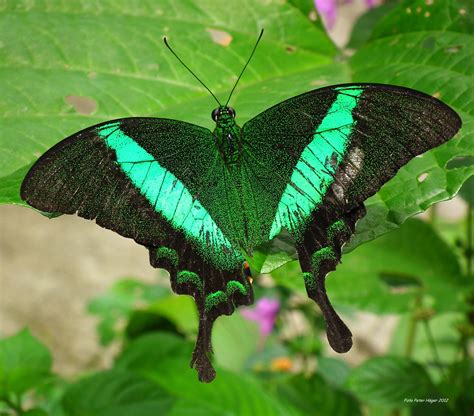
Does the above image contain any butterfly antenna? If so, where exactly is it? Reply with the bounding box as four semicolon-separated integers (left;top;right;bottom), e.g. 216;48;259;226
225;29;264;107
164;37;222;106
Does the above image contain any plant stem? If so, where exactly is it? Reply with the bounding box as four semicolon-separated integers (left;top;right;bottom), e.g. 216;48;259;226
405;293;422;358
430;203;438;224
0;394;24;415
422;319;446;378
461;203;474;360
467;203;473;278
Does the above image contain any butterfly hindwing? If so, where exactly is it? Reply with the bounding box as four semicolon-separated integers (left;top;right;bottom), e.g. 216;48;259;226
20;118;253;382
243;83;461;350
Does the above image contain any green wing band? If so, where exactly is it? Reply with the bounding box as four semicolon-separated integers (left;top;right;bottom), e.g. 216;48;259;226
269;87;363;239
99;123;239;268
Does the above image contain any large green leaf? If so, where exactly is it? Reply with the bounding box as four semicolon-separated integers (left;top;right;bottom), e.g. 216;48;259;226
347;0;474;250
346;356;434;408
115;332;193;374
277;373;361;416
148;295;198;335
0;329;52;396
61;369;175;416
246;230;298;274
317;356;352;388
116;332;301;416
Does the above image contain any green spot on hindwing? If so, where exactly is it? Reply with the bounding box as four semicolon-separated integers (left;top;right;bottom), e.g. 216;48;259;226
226;280;248;296
312;247;336;272
177;270;203;294
270;87;364;239
327;220;348;244
204;279;249;312
205;291;228;312
303;272;317;291
155;247;179;267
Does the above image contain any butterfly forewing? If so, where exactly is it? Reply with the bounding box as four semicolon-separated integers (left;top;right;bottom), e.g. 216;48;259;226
243;84;461;240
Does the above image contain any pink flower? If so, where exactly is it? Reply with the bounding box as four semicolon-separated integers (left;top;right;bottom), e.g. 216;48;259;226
314;0;338;30
240;297;280;337
314;0;377;30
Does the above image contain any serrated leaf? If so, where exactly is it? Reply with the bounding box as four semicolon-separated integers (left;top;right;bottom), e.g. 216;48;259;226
346;356;434;407
329;218;468;313
115;333;301;416
0;328;52;395
447;156;474;204
278;373;361;416
347;0;474;250
61;369;175;416
115;332;193;373
317;356;352;387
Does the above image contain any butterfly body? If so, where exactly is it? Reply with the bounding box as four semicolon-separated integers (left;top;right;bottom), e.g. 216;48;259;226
212;106;242;166
21;82;461;382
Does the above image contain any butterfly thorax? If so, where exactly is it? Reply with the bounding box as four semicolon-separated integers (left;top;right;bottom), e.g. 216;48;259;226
212;106;242;166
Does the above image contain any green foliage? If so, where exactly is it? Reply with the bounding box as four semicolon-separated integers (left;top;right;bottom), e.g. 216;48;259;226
62;370;175;416
317;356;352;387
246;230;298;274
347;0;474;251
87;278;171;345
346;356;434;407
116;333;300;416
347;0;398;49
0;329;52;395
277;373;361;416
211;313;260;373
115;333;193;374
1;0;473;415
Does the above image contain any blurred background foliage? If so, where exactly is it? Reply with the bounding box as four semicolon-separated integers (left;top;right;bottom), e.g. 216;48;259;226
0;0;473;415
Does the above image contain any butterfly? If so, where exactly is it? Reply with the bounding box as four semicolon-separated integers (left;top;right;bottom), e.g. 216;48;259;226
20;30;462;382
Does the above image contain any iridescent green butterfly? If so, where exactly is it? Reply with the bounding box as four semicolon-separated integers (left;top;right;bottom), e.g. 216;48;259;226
20;30;461;382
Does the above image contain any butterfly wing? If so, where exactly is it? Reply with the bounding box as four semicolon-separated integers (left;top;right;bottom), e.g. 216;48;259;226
21;118;253;382
242;83;461;351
